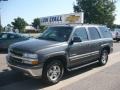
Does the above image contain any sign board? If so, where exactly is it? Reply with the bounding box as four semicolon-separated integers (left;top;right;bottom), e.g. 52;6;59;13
40;12;84;26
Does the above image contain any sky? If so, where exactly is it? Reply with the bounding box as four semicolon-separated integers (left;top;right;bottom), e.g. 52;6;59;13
0;0;120;26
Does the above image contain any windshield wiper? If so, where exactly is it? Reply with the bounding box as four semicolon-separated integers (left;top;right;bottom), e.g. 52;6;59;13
38;37;45;39
38;37;57;41
47;37;57;41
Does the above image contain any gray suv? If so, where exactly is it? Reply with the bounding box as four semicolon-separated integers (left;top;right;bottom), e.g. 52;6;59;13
7;25;113;84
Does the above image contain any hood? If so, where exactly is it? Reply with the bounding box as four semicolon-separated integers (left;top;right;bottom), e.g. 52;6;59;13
10;39;59;53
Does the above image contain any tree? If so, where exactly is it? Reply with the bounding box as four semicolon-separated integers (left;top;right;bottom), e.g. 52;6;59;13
12;17;28;32
111;24;120;29
39;25;46;33
4;24;13;32
74;0;116;27
0;25;2;32
0;25;3;33
32;18;40;29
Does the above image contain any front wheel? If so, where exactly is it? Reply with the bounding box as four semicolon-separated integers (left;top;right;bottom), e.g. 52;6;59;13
42;60;64;84
98;50;108;66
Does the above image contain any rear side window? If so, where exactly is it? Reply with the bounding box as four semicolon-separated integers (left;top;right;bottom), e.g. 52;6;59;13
99;27;112;38
74;27;88;41
88;27;101;40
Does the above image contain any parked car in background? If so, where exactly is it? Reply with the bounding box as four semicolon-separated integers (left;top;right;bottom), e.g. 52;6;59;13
111;28;120;42
0;32;29;50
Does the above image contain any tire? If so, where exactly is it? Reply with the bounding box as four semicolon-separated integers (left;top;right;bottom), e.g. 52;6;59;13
116;38;120;42
98;50;108;66
42;60;64;84
116;39;119;42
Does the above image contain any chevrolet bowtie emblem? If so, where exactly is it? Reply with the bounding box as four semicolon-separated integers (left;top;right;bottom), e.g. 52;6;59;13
66;15;80;23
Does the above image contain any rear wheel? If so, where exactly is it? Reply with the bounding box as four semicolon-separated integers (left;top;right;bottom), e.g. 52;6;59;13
116;39;119;42
98;50;108;66
42;60;64;84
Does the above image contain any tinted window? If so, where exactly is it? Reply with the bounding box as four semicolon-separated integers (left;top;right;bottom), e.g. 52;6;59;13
17;34;27;38
39;27;73;42
9;34;16;39
88;27;100;40
115;29;120;32
74;27;88;41
0;33;8;39
14;34;21;38
99;27;112;38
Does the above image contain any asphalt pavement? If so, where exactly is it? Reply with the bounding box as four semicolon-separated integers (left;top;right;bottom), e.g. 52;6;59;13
61;60;120;90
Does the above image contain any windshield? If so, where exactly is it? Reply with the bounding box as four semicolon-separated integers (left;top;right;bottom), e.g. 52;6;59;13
39;27;73;42
0;33;8;39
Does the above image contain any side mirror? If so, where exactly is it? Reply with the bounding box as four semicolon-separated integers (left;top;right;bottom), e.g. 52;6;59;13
69;37;82;45
72;37;82;42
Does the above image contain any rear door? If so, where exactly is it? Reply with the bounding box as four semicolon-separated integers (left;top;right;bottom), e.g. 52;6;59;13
87;27;102;61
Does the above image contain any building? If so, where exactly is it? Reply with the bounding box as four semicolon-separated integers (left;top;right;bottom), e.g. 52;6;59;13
25;25;38;33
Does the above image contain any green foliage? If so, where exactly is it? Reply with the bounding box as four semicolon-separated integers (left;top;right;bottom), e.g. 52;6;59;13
0;25;3;32
32;18;46;33
12;17;28;32
39;25;47;33
111;24;120;29
74;0;116;27
32;18;40;29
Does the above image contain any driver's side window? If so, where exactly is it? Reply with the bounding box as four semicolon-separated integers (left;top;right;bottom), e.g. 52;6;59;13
74;27;88;41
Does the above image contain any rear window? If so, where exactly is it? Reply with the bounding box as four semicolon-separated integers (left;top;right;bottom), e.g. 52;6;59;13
115;29;120;32
99;27;112;38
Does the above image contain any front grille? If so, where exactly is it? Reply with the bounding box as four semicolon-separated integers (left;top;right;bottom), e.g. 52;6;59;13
10;56;23;64
9;56;33;67
10;50;23;57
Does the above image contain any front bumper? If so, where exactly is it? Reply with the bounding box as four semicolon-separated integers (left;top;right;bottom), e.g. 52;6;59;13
7;55;43;77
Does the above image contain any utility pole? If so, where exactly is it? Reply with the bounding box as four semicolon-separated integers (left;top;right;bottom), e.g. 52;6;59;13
0;0;8;33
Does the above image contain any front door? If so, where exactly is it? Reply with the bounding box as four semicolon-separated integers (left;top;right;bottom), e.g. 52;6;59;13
68;27;90;67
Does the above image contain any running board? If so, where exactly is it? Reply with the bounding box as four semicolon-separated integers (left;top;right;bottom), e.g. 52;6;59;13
67;60;99;71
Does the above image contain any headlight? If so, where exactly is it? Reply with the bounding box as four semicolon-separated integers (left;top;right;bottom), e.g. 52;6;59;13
23;53;38;59
23;60;39;65
23;53;39;65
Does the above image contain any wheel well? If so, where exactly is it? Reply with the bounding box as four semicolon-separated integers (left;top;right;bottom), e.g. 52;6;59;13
43;55;67;71
103;46;110;54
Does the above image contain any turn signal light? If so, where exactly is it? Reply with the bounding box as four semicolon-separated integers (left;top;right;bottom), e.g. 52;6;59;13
32;61;39;65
